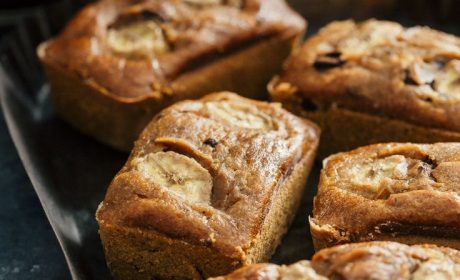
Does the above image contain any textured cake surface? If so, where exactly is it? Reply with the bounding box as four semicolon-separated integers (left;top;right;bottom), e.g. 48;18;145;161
96;92;319;277
270;19;460;133
41;0;305;99
212;242;460;280
311;143;460;249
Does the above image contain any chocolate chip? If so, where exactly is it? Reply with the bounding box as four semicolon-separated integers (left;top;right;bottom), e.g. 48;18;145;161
204;138;218;148
139;10;164;22
110;10;164;29
301;98;317;112
313;52;345;71
421;155;436;166
403;69;418;86
432;57;448;69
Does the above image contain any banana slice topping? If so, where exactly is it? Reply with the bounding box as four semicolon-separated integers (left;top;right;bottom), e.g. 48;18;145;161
133;151;212;204
206;101;273;130
107;20;169;59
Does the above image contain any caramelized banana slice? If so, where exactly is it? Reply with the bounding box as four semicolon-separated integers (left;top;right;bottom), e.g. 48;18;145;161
337;21;403;60
107;20;169;59
434;60;460;98
205;101;273;130
350;155;409;188
133;151;212;204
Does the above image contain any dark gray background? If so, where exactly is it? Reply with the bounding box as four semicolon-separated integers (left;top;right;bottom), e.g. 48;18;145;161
0;112;69;280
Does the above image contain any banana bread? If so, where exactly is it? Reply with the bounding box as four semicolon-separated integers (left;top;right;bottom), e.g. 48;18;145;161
269;19;460;158
38;0;306;151
96;92;320;279
311;142;460;250
211;241;460;279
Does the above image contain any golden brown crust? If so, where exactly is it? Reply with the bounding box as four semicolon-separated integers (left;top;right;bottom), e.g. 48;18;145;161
212;242;460;280
41;34;299;151
39;0;306;151
313;242;460;279
270;19;460;133
268;88;460;157
311;143;460;250
41;0;305;98
96;92;320;278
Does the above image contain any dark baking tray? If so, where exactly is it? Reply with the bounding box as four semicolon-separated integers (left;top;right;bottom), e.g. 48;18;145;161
0;1;459;279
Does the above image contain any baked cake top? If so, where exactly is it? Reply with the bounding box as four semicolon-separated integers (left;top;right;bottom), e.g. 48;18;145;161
312;242;460;279
96;92;319;259
39;0;305;99
313;142;460;239
213;242;460;279
271;19;460;132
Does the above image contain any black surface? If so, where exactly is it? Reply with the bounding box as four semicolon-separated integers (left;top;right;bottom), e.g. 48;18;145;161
0;59;128;279
0;112;69;280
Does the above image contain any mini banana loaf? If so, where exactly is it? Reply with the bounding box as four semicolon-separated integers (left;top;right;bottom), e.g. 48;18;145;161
38;0;306;151
96;92;320;279
269;19;460;157
211;241;460;279
311;142;460;251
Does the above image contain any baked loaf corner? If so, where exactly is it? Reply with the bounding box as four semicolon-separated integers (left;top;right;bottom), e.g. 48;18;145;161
311;142;460;250
38;0;306;151
96;92;319;279
269;19;460;157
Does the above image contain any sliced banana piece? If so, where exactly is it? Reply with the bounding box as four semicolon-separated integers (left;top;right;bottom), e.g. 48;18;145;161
107;20;169;59
408;62;438;85
205;101;273;130
133;151;212;204
347;155;408;192
411;257;460;280
433;60;460;98
338;21;402;60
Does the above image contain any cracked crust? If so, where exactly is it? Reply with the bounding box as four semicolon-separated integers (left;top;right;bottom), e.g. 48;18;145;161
269;19;460;157
212;242;460;280
311;143;460;250
38;0;306;151
96;92;320;279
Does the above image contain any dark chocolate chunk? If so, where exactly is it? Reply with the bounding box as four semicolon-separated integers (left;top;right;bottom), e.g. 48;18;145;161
301;98;317;112
422;155;437;167
432;57;448;69
403;69;418;86
110;10;164;29
313;52;345;71
204;138;218;148
429;80;436;90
